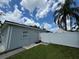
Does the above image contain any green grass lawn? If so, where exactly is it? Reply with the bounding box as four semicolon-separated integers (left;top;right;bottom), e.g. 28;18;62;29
7;44;79;59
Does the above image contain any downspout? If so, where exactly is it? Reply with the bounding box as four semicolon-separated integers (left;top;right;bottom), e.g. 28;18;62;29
6;26;12;50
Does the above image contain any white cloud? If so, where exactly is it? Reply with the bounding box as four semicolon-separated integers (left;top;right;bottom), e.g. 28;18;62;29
23;17;40;27
36;0;54;19
42;22;59;32
43;23;52;30
20;0;47;12
0;9;4;13
0;4;40;27
0;5;23;23
0;0;10;7
0;0;66;32
20;0;54;19
51;0;65;12
35;6;50;19
58;0;65;4
50;27;59;32
20;0;65;19
51;2;59;11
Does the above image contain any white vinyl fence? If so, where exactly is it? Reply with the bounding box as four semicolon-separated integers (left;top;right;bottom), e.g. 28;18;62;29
40;32;79;48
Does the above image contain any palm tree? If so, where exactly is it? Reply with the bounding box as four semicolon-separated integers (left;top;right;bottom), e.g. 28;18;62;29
54;0;79;31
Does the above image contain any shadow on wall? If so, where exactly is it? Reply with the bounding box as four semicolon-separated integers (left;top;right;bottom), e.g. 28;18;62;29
35;32;42;44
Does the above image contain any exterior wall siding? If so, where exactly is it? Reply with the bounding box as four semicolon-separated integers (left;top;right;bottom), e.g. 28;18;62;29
8;25;40;50
1;25;11;51
40;32;79;48
0;27;1;43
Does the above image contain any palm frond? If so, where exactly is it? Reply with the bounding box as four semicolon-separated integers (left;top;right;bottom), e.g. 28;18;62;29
53;0;78;31
71;7;79;13
54;14;60;23
65;0;75;6
72;12;79;25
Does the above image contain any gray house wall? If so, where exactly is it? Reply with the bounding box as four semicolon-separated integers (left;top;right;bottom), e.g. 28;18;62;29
0;28;1;43
40;32;79;48
1;24;11;51
6;25;40;50
0;22;1;43
0;20;50;52
0;21;49;52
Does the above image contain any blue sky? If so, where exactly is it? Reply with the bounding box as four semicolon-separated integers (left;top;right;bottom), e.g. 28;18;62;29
0;0;79;32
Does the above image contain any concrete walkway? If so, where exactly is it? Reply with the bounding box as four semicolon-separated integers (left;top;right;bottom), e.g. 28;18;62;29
0;43;42;59
23;43;42;49
0;48;25;59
